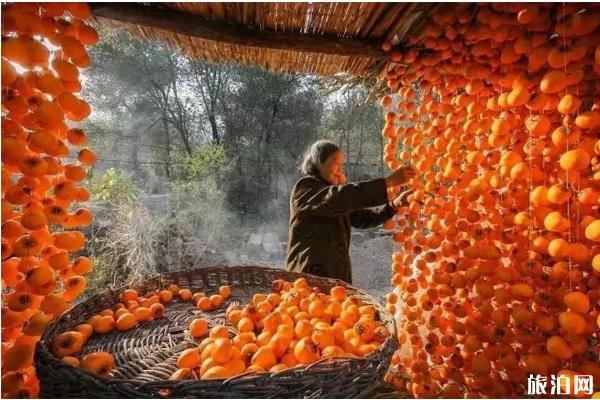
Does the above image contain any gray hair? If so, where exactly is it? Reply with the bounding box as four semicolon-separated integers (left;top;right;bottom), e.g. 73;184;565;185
300;140;341;176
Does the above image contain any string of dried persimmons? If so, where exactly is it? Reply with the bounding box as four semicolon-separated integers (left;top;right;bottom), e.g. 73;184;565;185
379;3;599;398
2;3;98;397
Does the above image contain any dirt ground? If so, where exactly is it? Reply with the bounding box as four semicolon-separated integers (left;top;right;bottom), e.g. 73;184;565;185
350;235;395;298
214;231;396;298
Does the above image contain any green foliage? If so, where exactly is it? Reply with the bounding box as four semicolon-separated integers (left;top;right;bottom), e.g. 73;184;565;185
170;144;232;195
173;144;227;180
89;167;138;204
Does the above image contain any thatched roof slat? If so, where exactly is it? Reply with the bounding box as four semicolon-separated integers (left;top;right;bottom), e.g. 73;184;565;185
92;2;439;85
359;3;387;38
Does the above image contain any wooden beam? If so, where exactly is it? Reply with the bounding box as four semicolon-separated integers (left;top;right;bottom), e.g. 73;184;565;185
91;3;390;59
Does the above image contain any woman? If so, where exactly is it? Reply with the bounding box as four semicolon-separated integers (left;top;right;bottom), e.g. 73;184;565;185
286;140;415;284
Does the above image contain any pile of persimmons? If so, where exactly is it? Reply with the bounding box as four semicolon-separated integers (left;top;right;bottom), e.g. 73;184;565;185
379;3;600;398
48;278;390;380
2;2;98;398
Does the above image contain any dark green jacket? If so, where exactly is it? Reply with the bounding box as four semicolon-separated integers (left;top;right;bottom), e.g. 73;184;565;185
285;175;394;284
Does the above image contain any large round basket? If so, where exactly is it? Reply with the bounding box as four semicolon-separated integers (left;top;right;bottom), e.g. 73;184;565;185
35;266;398;398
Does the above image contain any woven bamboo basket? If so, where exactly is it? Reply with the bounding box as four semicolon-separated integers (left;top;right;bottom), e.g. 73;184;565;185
35;266;398;398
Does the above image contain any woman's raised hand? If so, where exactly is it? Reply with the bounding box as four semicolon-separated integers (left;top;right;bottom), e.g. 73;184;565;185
333;172;348;184
391;188;415;208
385;165;416;188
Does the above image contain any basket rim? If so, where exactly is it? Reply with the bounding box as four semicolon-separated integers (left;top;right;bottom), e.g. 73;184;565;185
36;265;398;392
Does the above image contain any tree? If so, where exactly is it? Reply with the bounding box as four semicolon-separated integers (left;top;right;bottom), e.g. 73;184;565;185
321;85;384;179
80;29;387;294
188;61;231;145
221;67;323;222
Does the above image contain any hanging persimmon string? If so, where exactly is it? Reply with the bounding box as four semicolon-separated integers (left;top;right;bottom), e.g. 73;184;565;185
2;3;97;397
380;3;599;398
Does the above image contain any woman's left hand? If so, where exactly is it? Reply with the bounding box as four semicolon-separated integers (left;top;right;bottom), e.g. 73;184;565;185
391;188;414;208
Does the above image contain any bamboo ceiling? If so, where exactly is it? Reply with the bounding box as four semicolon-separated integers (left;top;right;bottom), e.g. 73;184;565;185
91;2;439;83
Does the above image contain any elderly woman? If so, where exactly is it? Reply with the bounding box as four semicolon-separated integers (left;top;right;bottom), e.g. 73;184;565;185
286;140;415;284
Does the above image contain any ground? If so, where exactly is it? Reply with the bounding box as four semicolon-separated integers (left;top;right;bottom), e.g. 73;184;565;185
350;235;395;298
211;228;394;298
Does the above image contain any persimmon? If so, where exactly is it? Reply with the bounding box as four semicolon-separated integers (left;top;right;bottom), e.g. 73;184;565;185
51;331;84;358
330;286;346;301
544;211;570;232
12;234;42;256
178;288;192;301
77;148;97;165
236;342;258;365
176;348;201;369
193;296;211;311
169;368;196;381
558;311;587;335
209;324;230;339
43;204;67;223
114;307;128;318
202;366;230;379
150;303;165;319
585;220;600;242
540;70;568;93
208;338;232;363
558;94;582;115
7;292;38;312
52;231;85;252
73;323;93;341
115;313;136;331
511;283;534;300
546;336;573;360
251;346;277;370
219;285;231;298
192;292;208;304
563;292;590;314
18;156;48;177
308;299;324;318
290;319;311;339
23;311;52;336
3;344;35;371
311;325;334;349
2;306;26;329
210;294;223;307
24;265;53;288
121;289;138;302
155;289;172;304
133;306;152;322
340;306;359;326
294;337;319;364
20;209;47;230
92;315;114;334
354;319;375;342
51;58;79;82
559;149;590;171
63;275;86;300
575;111;600;130
189;318;208;339
77;23;99;46
373;326;390;343
80;352;113;378
1;370;26;394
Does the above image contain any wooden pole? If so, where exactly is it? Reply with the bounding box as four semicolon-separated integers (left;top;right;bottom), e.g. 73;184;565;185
91;3;390;59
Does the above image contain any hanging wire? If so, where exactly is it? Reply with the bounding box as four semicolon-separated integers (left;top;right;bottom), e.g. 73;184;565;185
560;1;574;372
526;18;534;342
64;156;171;166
